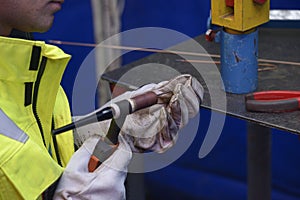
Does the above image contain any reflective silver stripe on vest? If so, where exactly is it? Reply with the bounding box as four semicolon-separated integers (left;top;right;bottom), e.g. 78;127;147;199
0;109;29;143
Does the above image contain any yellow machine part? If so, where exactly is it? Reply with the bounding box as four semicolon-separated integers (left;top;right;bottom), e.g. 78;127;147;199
211;0;270;31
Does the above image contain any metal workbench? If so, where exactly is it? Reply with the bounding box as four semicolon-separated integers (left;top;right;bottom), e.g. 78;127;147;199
102;28;300;200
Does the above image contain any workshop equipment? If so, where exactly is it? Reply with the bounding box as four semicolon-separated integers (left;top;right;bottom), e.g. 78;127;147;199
212;0;269;32
210;0;270;93
88;118;121;172
209;5;272;199
52;91;159;172
52;91;158;136
87;91;158;172
220;28;258;93
245;90;300;112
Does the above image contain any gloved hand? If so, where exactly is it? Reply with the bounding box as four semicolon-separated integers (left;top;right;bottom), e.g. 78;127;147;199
53;134;131;200
74;74;203;153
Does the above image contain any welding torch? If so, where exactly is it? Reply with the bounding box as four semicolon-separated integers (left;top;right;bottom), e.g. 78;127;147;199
52;91;159;135
52;91;160;172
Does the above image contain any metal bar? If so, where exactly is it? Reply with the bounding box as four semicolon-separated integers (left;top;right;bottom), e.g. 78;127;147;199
48;40;300;67
247;123;272;200
270;10;300;20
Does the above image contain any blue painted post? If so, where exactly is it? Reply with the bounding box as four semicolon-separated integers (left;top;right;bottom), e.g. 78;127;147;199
220;29;258;94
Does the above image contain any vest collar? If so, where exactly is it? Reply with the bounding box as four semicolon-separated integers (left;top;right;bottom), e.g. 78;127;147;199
0;36;72;148
0;36;71;82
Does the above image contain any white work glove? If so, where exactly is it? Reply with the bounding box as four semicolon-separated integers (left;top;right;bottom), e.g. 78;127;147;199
53;134;131;200
74;74;204;153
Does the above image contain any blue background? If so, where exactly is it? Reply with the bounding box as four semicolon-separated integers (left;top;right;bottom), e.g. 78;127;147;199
35;1;300;199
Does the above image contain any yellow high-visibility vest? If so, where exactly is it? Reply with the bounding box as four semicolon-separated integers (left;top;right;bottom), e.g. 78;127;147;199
0;36;75;199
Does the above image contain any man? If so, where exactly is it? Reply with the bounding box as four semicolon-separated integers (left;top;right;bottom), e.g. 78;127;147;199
0;1;203;199
0;1;76;199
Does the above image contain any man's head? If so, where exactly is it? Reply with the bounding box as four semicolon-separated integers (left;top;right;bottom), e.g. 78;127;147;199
0;0;64;36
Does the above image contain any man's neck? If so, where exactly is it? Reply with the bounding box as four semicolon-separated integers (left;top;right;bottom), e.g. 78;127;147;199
0;25;12;36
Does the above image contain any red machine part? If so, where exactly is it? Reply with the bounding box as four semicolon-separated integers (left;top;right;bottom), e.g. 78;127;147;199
225;0;234;7
205;29;216;42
